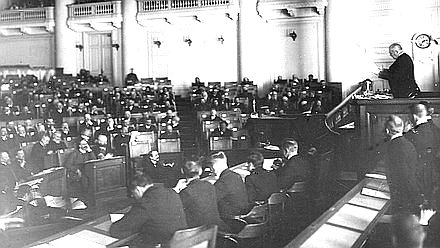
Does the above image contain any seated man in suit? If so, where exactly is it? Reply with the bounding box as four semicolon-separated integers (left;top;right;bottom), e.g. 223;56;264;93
14;125;32;145
113;126;130;156
0;152;18;215
60;122;77;141
245;151;279;203
12;148;33;182
91;134;113;159
29;135;50;174
211;121;233;138
211;152;250;219
78;113;97;134
47;131;67;153
141;150;178;187
64;139;96;199
138;119;157;133
160;125;179;139
276;139;311;194
124;68;139;86
178;158;230;232
204;109;224;122
110;174;187;245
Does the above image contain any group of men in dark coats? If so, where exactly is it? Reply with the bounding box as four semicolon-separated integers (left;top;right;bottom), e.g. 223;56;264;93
384;103;440;215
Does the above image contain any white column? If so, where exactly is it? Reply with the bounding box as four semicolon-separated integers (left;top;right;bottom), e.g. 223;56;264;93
55;0;77;74
325;0;374;97
121;0;143;85
238;0;271;96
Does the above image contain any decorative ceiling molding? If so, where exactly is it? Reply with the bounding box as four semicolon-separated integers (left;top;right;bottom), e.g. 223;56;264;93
137;6;239;28
257;0;328;21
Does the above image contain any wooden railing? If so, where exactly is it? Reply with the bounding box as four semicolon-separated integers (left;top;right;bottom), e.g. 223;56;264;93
68;1;121;18
138;0;230;12
325;81;365;134
0;7;53;23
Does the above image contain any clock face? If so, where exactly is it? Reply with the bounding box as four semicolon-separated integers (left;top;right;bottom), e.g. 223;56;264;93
415;34;431;49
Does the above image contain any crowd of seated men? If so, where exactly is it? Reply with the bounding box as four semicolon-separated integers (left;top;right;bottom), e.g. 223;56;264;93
110;137;313;246
190;74;335;119
0;71;182;208
7;0;54;9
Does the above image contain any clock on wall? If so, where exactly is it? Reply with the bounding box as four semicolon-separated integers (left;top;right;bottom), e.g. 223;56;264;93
414;33;432;49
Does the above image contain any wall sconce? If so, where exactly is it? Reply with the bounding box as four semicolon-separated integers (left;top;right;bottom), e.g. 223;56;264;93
153;40;162;48
288;31;297;41
217;36;224;44
184;38;192;46
75;44;83;51
111;43;120;50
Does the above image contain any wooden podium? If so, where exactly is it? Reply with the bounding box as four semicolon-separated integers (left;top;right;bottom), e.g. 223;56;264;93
83;156;127;208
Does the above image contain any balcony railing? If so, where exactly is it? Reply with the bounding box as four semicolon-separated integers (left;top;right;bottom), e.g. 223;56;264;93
69;1;121;18
0;7;53;23
138;0;230;12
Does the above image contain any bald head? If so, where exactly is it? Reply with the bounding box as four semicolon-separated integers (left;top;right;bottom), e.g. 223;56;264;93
389;43;403;59
385;115;404;137
411;103;428;118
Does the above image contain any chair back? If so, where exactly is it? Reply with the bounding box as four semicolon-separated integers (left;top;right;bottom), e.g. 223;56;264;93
245;204;268;221
287;181;306;193
171;225;209;241
236;220;269;239
168;225;217;248
268;192;288;205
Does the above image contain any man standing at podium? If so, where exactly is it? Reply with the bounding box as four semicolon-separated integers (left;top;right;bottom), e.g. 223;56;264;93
379;43;420;98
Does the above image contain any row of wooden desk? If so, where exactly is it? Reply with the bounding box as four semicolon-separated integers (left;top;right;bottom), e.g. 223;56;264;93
285;176;390;248
23;159;255;248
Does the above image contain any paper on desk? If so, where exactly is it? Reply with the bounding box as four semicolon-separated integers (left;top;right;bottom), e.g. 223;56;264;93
71;200;87;210
327;204;378;231
233;168;251;177
263;158;278;170
94;220;112;232
361;187;390;200
300;224;361;248
17;178;44;188
110;213;124;223
44;196;66;208
365;173;386;180
73;230;118;246
264;145;280;151
48;234;105;248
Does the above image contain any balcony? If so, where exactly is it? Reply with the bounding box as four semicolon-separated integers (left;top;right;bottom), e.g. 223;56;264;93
67;1;122;32
0;7;55;36
137;0;239;27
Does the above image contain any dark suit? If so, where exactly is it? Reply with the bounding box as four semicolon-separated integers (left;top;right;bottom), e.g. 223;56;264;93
12;160;33;182
214;169;250;217
179;179;229;231
381;53;419;98
29;142;47;173
50;109;65;128
385;136;423;214
141;159;179;187
113;134;130;156
245;168;279;202
110;185;187;245
211;128;233;138
277;155;311;192
405;121;440;207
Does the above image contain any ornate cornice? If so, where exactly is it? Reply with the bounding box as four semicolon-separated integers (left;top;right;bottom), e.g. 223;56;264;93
257;0;328;21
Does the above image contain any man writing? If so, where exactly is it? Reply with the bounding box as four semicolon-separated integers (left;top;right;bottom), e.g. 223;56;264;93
379;43;420;98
